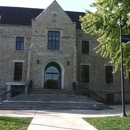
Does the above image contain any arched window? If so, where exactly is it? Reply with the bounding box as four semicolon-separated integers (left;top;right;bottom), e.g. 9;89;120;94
44;62;61;89
45;66;59;82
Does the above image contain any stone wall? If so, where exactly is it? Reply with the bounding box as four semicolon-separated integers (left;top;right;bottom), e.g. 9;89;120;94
0;25;31;88
0;1;130;102
29;1;76;89
76;30;130;102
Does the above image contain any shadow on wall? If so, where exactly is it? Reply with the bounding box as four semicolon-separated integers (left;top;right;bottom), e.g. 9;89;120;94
0;88;7;101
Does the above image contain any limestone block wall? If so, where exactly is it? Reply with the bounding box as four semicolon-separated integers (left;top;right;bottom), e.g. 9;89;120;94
0;25;31;89
76;30;130;102
0;0;129;102
29;2;77;89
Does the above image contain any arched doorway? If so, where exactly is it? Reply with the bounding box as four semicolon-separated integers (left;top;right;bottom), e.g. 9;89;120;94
44;62;61;89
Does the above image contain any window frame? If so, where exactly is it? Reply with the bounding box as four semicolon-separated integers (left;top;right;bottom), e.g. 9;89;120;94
13;62;23;81
129;72;130;84
52;13;57;22
81;65;90;83
52;12;57;22
106;94;114;102
82;41;89;54
15;37;24;50
13;60;24;81
105;66;113;84
47;31;60;50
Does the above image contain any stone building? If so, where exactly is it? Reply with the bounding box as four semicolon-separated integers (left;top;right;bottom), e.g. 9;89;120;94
0;0;130;102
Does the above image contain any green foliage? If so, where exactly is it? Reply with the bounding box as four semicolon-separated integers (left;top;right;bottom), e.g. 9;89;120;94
80;0;130;76
0;117;32;130
83;115;130;130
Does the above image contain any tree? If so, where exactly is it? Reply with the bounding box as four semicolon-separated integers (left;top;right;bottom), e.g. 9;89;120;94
80;0;130;75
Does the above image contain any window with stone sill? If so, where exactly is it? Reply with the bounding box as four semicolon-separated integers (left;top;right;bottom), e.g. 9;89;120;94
14;62;23;81
105;66;113;84
48;31;60;50
52;13;57;22
82;41;89;54
129;72;130;84
82;65;89;83
16;37;24;50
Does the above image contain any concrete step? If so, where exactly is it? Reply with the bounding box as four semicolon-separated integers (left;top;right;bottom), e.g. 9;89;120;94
30;88;76;95
9;94;94;102
0;101;109;110
0;89;109;110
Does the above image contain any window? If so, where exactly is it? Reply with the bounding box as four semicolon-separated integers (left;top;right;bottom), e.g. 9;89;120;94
106;94;114;102
82;65;89;83
106;66;113;84
128;72;130;84
45;66;59;81
14;62;23;81
82;41;89;54
53;13;57;22
48;31;60;50
16;37;24;50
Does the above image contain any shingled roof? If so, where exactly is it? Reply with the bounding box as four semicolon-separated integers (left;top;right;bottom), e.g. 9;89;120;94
0;6;85;29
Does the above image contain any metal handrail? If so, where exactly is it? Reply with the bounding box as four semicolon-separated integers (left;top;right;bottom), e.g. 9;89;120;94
73;81;78;94
2;86;24;101
87;88;106;102
79;86;106;102
27;80;32;94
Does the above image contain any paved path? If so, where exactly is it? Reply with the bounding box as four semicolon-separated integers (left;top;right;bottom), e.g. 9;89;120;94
0;105;130;130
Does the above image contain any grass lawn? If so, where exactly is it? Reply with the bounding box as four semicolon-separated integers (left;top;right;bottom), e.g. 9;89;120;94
83;115;130;130
0;116;32;130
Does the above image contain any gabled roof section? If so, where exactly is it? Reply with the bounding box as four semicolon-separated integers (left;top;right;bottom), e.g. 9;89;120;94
35;0;74;24
0;6;85;29
66;11;85;30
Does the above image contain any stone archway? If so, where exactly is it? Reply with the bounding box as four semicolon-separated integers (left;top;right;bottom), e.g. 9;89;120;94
42;58;65;89
44;62;61;89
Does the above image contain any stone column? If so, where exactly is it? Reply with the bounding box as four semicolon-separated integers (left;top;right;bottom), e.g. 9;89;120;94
27;51;31;80
26;44;33;94
7;85;11;100
73;45;77;82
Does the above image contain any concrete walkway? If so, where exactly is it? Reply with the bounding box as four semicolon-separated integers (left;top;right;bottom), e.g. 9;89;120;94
0;105;130;130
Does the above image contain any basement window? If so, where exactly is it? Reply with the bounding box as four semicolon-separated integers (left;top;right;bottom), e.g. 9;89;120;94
106;94;114;102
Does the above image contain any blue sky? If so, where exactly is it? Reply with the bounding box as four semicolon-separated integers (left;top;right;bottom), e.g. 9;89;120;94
0;0;96;12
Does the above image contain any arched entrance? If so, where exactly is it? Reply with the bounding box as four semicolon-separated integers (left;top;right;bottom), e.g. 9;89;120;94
44;62;61;89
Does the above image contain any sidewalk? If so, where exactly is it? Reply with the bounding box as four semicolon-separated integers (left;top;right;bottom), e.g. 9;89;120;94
0;105;130;130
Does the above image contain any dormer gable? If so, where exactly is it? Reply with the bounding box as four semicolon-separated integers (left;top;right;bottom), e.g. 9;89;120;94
34;0;74;24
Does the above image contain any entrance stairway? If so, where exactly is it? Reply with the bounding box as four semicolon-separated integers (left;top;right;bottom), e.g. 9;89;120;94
0;89;109;110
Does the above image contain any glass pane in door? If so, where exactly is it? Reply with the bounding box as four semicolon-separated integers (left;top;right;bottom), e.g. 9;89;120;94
45;66;59;89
